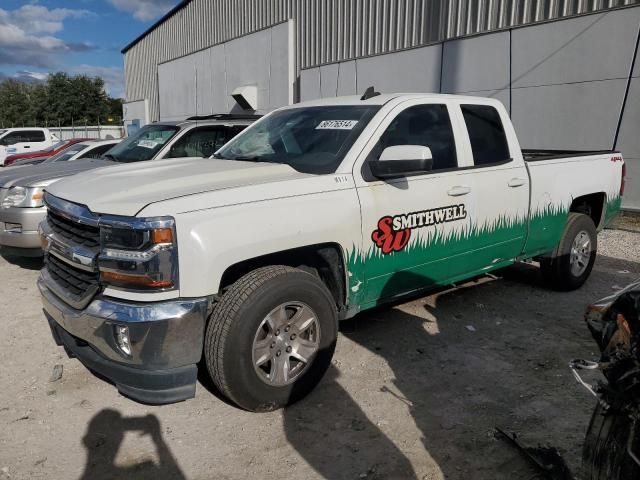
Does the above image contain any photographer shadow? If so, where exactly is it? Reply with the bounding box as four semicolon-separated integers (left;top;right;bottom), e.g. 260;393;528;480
79;409;185;480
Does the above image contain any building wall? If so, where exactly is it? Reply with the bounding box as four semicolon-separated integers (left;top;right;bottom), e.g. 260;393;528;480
124;0;639;121
123;0;640;210
300;7;640;210
156;22;292;120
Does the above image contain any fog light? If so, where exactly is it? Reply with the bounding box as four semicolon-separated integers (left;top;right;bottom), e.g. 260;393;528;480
4;222;21;233
114;325;131;356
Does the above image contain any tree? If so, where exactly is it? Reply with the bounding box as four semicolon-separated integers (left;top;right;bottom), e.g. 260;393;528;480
0;72;122;127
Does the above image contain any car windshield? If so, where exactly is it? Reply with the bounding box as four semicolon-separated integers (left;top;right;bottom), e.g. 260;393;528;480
43;140;67;152
215;106;380;174
105;124;180;163
43;144;89;163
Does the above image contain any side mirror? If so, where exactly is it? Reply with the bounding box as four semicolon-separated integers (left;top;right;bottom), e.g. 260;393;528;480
370;145;433;178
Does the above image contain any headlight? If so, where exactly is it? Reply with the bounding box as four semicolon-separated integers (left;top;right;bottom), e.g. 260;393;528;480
98;217;178;291
1;186;44;208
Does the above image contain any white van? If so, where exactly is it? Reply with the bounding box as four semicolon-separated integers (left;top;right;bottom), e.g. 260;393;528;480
0;128;58;166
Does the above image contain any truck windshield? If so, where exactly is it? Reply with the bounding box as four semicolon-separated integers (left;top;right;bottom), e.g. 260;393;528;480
104;124;179;163
215;106;380;174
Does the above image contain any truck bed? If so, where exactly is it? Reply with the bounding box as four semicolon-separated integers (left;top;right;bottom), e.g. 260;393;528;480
522;149;616;161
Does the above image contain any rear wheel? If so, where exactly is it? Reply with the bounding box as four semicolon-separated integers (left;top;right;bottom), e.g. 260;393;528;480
540;212;597;291
204;265;338;411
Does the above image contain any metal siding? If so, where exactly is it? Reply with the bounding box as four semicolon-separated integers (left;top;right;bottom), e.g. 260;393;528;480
123;0;639;120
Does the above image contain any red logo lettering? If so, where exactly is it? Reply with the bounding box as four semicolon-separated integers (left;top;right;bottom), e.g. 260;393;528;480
371;216;411;254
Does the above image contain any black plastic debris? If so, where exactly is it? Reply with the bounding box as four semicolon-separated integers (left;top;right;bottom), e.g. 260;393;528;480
495;427;575;480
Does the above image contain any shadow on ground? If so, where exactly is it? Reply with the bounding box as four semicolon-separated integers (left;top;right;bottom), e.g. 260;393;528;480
79;409;185;480
282;255;640;479
0;251;43;271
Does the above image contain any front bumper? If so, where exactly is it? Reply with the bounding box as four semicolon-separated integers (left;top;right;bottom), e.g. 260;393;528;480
0;205;46;251
38;276;211;404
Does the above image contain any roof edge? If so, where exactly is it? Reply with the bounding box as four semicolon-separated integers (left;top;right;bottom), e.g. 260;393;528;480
121;0;192;54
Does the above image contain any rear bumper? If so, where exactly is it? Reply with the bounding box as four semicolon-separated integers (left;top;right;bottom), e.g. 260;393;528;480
39;276;212;404
0;206;46;250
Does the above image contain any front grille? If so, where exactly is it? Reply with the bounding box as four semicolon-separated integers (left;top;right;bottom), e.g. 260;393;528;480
47;211;100;248
46;254;99;298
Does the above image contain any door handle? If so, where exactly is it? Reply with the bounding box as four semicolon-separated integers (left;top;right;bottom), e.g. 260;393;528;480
23;146;30;149
447;185;471;197
508;178;526;188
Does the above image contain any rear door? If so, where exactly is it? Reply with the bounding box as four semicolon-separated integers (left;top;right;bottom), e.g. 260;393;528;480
454;102;529;271
354;100;477;306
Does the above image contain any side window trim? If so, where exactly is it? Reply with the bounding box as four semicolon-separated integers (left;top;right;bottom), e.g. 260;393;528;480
360;101;465;182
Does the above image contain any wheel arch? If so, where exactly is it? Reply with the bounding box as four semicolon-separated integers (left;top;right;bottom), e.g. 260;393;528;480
570;192;606;230
218;242;348;311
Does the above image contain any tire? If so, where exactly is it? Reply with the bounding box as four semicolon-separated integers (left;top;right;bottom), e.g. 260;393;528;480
204;265;338;412
583;402;640;480
540;212;597;291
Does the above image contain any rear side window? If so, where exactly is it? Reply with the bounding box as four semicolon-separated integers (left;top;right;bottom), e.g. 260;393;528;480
461;105;510;166
376;104;458;171
25;130;46;142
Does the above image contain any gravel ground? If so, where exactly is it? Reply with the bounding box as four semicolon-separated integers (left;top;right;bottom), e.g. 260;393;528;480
0;228;639;480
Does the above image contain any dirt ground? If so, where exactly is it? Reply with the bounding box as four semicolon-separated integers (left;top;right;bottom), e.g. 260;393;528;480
1;229;639;480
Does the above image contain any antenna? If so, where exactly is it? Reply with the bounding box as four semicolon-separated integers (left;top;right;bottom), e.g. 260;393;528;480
360;86;380;101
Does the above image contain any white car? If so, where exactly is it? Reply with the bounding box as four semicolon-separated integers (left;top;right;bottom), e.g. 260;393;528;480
0;128;58;165
38;139;120;164
40;92;625;410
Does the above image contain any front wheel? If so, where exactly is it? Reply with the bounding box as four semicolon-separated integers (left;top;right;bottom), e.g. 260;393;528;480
204;266;338;411
540;212;597;291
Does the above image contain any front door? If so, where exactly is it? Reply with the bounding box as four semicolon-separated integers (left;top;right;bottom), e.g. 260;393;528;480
353;101;476;307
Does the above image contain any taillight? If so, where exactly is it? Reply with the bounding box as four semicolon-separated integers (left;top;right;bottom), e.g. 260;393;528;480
621;162;626;196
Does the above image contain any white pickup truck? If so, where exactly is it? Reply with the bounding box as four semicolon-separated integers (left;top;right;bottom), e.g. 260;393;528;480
0;128;58;166
38;93;625;410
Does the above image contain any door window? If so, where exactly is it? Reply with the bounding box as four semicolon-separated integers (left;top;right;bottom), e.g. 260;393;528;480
24;130;46;142
166;127;233;159
461;105;510;166
374;104;458;171
0;132;24;146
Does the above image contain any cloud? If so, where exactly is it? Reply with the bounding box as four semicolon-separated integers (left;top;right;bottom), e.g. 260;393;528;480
0;5;95;68
7;5;92;34
108;0;177;22
70;65;125;99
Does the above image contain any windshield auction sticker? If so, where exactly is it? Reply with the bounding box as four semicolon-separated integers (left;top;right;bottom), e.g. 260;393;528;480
137;139;159;149
316;120;359;130
372;204;467;254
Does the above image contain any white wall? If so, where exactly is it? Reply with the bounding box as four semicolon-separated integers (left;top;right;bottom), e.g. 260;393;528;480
157;21;293;121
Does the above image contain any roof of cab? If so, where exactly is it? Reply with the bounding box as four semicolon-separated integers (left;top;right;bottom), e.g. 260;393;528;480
288;92;503;108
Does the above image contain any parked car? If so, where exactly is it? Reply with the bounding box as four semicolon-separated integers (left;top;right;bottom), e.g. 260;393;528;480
0;128;59;166
38;93;625;409
3;138;92;167
14;139;120;167
0;115;257;256
572;280;640;479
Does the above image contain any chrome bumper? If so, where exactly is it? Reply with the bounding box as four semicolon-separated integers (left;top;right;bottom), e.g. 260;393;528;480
0;206;46;249
38;275;211;369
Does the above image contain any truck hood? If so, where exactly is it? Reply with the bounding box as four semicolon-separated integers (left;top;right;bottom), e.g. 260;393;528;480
47;157;312;216
0;159;113;188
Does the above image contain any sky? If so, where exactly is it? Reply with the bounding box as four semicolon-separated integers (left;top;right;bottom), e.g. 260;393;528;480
0;0;182;98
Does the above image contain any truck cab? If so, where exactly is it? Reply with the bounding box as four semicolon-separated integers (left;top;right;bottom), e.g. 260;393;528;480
0;128;58;166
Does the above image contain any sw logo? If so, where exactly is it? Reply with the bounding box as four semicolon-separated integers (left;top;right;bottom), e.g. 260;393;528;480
371;204;467;254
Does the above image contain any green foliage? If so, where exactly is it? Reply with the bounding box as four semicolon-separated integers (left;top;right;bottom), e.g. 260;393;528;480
0;73;123;127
